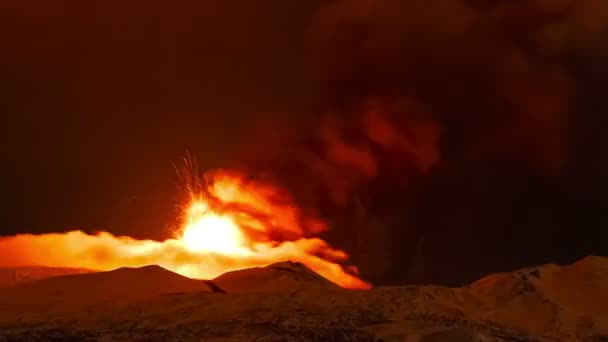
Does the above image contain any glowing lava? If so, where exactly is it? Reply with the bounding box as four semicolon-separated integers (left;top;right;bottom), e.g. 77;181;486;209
181;202;248;255
182;214;244;253
0;170;371;289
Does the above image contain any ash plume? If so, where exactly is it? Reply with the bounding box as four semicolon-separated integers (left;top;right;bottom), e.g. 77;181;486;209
233;0;608;285
312;0;608;175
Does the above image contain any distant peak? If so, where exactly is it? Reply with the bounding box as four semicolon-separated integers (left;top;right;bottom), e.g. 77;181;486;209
112;265;171;274
267;261;307;270
575;255;606;266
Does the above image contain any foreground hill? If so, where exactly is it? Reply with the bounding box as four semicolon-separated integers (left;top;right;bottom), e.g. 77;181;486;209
212;261;339;293
0;265;215;326
459;256;608;339
0;258;606;341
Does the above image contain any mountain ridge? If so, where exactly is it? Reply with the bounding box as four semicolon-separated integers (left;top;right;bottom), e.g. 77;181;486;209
0;257;605;340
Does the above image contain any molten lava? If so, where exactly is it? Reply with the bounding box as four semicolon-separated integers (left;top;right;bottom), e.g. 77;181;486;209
0;170;370;290
181;202;248;255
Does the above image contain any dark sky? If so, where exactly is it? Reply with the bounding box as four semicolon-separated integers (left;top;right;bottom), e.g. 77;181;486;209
1;0;608;286
0;1;326;239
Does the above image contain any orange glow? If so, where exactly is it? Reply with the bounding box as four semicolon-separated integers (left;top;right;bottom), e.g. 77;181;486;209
181;205;248;255
0;170;370;290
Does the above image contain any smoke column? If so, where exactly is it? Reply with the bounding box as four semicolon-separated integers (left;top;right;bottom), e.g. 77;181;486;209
234;0;608;284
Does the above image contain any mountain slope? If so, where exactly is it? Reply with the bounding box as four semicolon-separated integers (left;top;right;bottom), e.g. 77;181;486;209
0;265;215;325
458;256;608;339
0;257;605;341
212;261;339;293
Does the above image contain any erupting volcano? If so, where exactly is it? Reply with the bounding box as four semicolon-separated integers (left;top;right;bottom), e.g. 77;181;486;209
0;168;370;290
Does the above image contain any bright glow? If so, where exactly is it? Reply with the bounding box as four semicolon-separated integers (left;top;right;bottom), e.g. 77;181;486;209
0;169;371;290
181;208;248;255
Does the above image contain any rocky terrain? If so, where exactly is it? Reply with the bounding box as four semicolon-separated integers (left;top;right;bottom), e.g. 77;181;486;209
0;258;606;341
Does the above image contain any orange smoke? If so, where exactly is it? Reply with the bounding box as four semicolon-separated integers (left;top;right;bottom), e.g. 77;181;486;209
0;170;370;290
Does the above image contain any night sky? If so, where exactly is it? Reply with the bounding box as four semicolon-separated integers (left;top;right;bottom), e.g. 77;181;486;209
1;0;608;286
0;1;325;239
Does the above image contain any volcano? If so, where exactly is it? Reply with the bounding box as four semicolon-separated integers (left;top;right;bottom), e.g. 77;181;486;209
212;261;339;294
0;257;606;341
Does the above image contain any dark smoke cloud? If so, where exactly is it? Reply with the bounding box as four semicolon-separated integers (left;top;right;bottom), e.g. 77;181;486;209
233;98;439;213
235;0;608;285
312;0;608;175
307;0;608;285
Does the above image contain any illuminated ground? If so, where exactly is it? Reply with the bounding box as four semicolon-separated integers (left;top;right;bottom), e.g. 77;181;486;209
0;258;606;341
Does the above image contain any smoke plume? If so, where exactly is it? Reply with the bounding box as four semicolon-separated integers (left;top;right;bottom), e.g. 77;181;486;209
312;0;608;174
309;0;608;284
235;0;608;284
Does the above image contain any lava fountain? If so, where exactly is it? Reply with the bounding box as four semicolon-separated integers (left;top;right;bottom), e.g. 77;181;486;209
0;169;370;289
